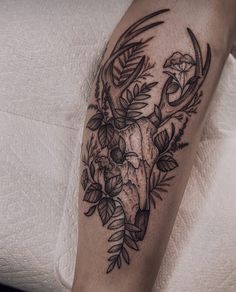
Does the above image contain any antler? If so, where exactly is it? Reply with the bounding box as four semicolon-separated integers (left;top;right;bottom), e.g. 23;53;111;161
149;28;211;124
112;9;170;53
100;10;170;127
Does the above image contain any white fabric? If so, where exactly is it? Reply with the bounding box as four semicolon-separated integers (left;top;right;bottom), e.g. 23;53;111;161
0;1;235;291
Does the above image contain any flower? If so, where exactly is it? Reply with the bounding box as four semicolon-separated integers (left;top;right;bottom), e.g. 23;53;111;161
164;52;195;73
164;52;196;88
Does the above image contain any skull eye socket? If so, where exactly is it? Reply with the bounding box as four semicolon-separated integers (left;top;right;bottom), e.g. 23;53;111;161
110;147;125;164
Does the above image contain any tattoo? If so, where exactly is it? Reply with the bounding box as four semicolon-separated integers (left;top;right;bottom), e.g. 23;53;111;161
81;9;211;273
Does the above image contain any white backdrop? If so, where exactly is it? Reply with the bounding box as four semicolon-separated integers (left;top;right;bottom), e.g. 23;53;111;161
0;1;235;291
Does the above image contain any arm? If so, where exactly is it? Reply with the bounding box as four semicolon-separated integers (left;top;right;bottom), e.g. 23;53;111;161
72;1;236;291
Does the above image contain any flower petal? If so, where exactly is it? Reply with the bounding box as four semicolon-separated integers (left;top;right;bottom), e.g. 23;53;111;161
163;52;182;68
181;54;195;64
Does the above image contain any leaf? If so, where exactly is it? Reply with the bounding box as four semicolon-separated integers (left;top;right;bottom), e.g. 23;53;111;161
141;82;147;91
113;65;121;75
108;219;124;230
161;174;175;183
129;102;147;110
148;82;158;88
115;117;127;129
106;261;116;273
98;198;116;225
98;124;114;148
108;255;118;262
108;230;124;242
163;71;179;83
140;81;158;93
115;109;126;117
140;83;150;93
105;175;123;196
81;169;89;190
122;247;130;264
117;255;121;268
125;119;134;126
151;172;159;190
87;113;103;131
186;76;199;85
134;209;150;241
126;89;133;103
157;155;178;172
89;162;95;179
84;205;96;216
135;94;150;101
124;235;139;251
133;84;139;96
120;97;129;109
112;206;124;218
83;183;102;203
166;82;179;94
125;223;142;232
108;243;122;253
153;129;170;153
151;191;163;200
156;187;168;193
127;111;142;118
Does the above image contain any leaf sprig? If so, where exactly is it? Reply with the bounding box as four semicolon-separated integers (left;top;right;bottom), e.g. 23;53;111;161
170;117;189;153
150;172;174;208
134;56;155;83
106;205;141;273
183;91;202;116
116;81;158;122
82;135;99;167
113;39;151;87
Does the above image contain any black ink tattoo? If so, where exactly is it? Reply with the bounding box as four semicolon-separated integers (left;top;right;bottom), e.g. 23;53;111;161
81;9;211;273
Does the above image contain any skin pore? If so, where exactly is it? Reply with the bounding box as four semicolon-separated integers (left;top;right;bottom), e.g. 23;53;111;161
72;1;236;291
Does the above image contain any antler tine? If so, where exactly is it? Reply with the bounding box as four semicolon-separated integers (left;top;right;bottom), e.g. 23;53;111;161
202;44;211;77
113;9;170;53
187;28;203;77
124;21;164;47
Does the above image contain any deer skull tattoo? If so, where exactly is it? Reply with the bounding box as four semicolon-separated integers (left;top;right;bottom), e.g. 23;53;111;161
81;9;211;273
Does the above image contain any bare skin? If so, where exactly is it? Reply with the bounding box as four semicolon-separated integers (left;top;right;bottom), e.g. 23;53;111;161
72;1;236;291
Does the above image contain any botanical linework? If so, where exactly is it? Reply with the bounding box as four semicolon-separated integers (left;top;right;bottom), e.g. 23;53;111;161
81;9;211;273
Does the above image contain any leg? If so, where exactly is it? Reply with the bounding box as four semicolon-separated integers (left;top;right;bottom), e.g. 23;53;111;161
73;1;236;291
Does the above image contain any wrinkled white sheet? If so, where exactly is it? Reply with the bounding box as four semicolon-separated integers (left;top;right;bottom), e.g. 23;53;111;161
0;1;235;291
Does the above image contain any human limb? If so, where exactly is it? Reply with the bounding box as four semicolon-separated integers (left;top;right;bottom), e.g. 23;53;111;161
72;1;236;291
